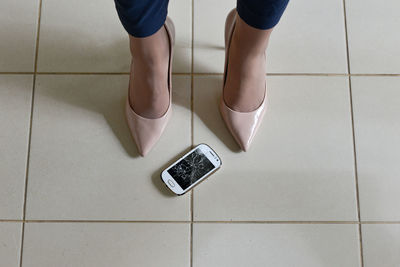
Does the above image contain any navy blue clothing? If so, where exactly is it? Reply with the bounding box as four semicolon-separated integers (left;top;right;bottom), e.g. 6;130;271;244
114;0;289;38
237;0;289;30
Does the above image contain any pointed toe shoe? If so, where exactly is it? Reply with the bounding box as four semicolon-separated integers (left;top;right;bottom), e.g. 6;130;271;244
219;8;267;152
125;16;175;156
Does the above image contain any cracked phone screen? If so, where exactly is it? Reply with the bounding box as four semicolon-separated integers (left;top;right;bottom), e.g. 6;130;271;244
167;148;215;190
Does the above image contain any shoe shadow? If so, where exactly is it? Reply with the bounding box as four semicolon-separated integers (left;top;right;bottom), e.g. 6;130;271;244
37;72;141;158
32;24;238;163
189;71;241;153
150;146;193;198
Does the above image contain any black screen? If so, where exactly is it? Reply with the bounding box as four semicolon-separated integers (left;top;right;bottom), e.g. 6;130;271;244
167;148;215;190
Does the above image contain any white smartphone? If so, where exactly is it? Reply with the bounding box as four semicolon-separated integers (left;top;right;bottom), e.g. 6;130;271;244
161;144;222;195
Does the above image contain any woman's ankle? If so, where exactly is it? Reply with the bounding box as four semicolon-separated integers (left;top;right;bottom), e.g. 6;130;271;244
129;26;170;65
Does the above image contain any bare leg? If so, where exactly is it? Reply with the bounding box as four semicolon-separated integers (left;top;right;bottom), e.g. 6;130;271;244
224;14;273;112
129;25;170;119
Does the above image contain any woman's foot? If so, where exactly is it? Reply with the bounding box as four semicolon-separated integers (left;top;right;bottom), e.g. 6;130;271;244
219;9;270;151
129;25;170;119
223;14;272;112
125;17;175;156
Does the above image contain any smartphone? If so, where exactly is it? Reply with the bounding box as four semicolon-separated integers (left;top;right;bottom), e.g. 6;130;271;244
161;144;222;195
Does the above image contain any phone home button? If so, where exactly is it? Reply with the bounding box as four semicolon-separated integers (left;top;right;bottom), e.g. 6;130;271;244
167;179;175;187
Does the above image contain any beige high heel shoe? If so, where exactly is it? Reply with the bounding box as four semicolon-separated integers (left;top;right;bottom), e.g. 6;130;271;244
219;9;267;152
125;17;175;156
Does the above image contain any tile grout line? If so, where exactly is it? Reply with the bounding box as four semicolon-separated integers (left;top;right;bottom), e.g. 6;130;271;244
0;4;391;267
1;72;400;76
342;0;364;266
2;219;400;224
19;0;42;266
3;3;394;266
190;0;195;267
0;72;35;75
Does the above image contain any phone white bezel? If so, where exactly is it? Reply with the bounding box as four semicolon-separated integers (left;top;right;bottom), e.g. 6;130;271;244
161;144;221;195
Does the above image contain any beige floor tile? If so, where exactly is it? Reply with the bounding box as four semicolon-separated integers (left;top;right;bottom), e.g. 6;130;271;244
193;223;360;267
26;75;191;220
362;224;400;267
193;0;235;73
193;0;347;74
0;0;398;264
0;75;33;219
37;0;129;72
168;0;193;73
37;0;191;73
346;0;400;73
268;0;347;73
193;76;357;221
0;0;39;72
352;77;400;220
0;223;22;267
22;222;189;267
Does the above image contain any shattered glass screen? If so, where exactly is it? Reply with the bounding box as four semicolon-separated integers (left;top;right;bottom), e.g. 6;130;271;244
167;148;215;190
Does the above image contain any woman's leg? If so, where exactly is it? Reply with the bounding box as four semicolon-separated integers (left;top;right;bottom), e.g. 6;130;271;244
114;0;171;118
224;0;289;112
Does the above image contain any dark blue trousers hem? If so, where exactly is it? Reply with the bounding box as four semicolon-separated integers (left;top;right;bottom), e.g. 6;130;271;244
236;0;289;30
114;0;289;37
114;0;168;37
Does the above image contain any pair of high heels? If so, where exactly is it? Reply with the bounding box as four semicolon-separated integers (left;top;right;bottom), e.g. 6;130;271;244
126;9;266;156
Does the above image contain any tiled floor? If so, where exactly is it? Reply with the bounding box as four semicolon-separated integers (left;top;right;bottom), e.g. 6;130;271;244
0;0;399;266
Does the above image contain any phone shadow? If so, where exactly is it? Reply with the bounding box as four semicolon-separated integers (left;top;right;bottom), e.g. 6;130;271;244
151;146;193;197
